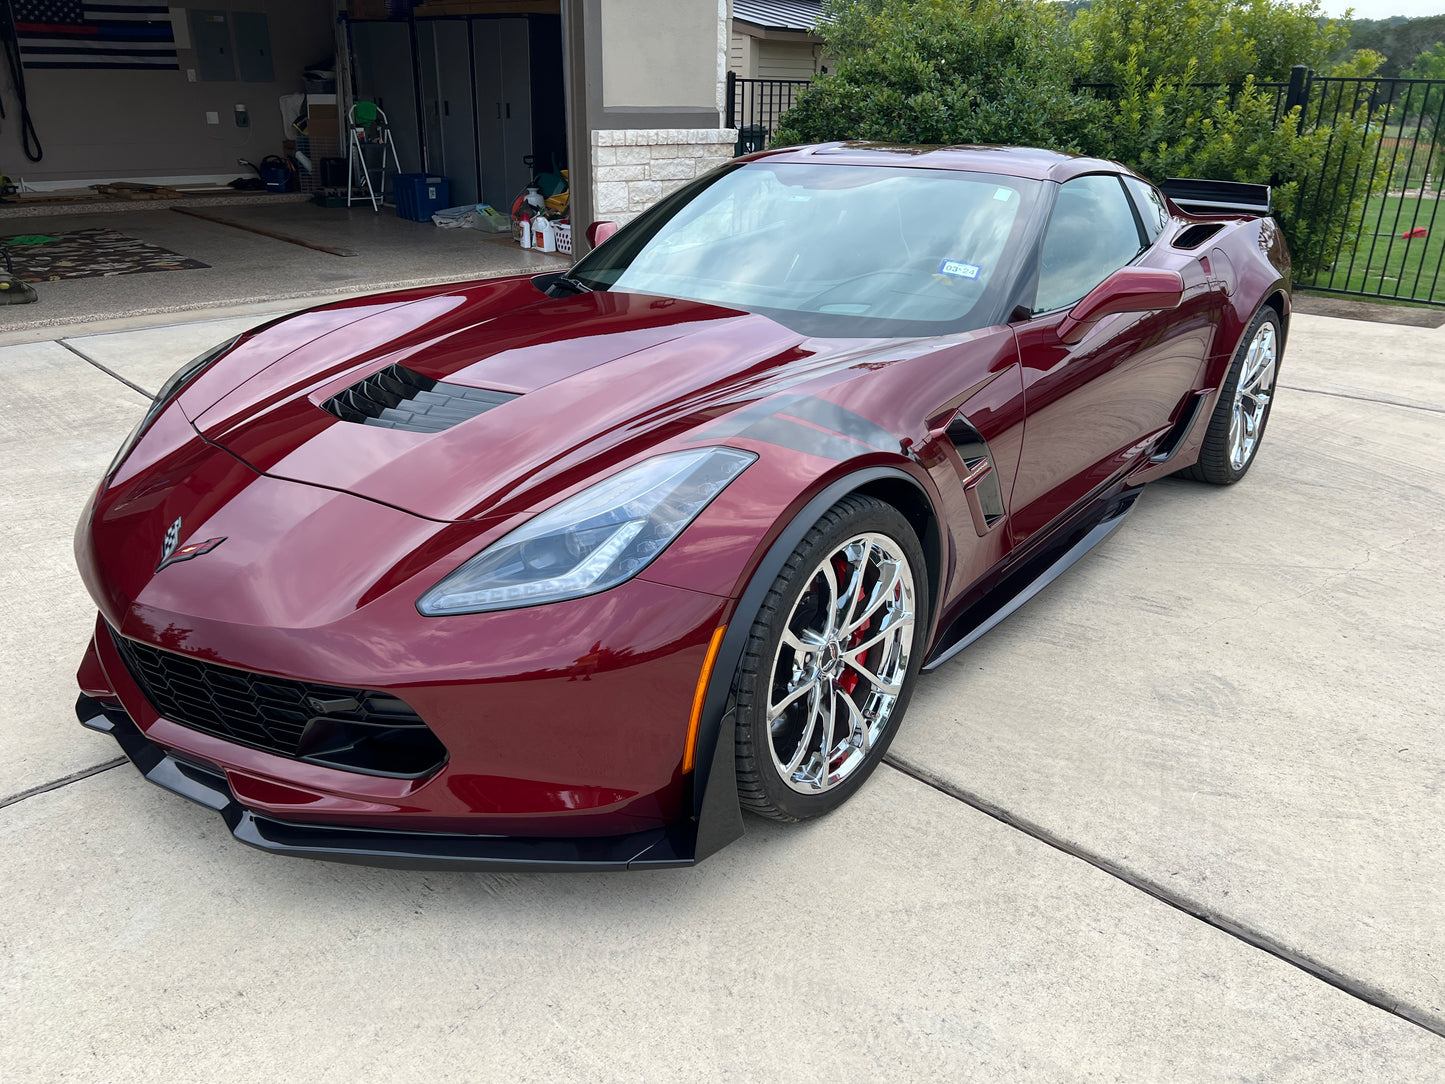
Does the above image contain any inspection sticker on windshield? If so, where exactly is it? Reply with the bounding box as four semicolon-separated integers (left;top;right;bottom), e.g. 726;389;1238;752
937;259;981;280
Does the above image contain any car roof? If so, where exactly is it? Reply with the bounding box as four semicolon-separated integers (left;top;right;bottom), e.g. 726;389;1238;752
752;142;1134;183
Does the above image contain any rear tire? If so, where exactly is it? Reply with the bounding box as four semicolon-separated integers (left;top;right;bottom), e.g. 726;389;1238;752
1186;307;1281;484
733;495;927;822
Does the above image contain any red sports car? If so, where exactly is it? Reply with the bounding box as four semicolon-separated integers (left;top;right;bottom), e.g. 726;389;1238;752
74;143;1289;869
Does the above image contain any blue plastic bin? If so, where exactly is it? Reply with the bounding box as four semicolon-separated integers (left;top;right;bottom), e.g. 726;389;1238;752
395;174;450;221
260;165;291;193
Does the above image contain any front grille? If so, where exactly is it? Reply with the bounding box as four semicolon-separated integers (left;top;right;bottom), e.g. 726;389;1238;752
321;362;516;433
109;629;447;778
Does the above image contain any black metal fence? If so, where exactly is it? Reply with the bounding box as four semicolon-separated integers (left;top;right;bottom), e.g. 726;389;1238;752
1290;68;1445;306
726;72;813;155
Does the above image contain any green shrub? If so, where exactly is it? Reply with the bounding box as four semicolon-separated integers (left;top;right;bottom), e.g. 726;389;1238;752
1071;0;1350;85
773;0;1103;152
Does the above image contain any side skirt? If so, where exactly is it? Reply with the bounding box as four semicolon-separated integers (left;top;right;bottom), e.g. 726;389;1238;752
923;488;1140;672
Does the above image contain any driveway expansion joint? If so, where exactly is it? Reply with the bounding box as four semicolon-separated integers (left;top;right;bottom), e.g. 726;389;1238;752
1276;383;1445;415
0;758;128;811
56;339;155;400
880;753;1445;1040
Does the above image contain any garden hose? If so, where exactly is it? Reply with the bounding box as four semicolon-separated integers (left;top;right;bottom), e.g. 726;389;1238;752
0;0;42;162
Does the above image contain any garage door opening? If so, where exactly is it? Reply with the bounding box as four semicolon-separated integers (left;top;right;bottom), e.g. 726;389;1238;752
348;8;566;215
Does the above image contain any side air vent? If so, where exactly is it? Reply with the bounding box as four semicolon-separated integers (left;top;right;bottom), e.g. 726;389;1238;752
322;362;517;434
944;415;1006;537
1171;223;1225;250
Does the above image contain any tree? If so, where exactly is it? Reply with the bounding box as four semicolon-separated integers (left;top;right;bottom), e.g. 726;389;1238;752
1404;43;1445;186
775;0;1103;152
1403;41;1445;124
1071;0;1351;86
1341;15;1445;77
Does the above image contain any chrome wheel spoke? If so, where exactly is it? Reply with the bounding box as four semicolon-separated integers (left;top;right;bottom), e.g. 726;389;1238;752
781;685;821;776
768;678;815;723
837;538;871;634
818;560;841;638
843;654;903;695
841;557;904;638
837;685;871;754
849;609;914;656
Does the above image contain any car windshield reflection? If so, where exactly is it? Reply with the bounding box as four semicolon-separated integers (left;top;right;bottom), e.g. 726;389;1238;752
571;162;1042;337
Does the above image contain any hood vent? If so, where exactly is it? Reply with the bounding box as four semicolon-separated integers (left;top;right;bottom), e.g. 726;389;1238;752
322;362;517;434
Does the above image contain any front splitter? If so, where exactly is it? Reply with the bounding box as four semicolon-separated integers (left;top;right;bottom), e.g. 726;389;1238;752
76;694;701;872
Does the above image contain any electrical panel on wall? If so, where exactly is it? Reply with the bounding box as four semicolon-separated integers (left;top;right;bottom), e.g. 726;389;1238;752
233;12;274;83
190;10;235;82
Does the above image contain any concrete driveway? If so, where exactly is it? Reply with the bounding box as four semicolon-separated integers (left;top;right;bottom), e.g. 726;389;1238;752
2;304;1442;1080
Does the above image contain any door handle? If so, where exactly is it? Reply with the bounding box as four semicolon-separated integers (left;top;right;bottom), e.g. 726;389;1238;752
443;100;450;117
505;102;511;119
496;103;501;119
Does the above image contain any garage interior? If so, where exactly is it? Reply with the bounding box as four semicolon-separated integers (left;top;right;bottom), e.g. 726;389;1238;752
0;1;572;329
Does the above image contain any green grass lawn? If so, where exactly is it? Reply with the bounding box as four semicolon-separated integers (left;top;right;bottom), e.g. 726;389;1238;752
1301;193;1445;304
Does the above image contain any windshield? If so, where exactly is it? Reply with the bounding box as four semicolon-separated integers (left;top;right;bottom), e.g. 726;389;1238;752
570;161;1042;336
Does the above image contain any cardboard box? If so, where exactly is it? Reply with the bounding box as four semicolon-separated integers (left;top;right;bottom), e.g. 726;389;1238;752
308;102;339;142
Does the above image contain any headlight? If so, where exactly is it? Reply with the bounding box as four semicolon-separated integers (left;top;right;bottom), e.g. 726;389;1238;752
106;335;240;478
417;447;757;615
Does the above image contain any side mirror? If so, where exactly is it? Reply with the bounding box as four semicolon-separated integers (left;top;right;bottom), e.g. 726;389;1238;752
586;221;618;248
1056;267;1185;345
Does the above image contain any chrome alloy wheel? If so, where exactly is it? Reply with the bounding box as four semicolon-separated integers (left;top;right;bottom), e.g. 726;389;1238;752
766;532;916;794
1229;321;1277;471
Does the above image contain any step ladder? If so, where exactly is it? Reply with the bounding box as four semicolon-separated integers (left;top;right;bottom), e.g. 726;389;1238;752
346;102;402;212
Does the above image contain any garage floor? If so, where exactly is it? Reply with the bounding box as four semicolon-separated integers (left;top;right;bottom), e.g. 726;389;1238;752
2;307;1442;1079
0;201;565;335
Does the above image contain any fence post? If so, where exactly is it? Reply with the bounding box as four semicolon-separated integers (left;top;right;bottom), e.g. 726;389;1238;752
725;70;736;130
1285;64;1310;132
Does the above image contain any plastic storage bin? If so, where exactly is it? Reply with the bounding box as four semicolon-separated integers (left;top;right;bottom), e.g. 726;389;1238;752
395;174;450;222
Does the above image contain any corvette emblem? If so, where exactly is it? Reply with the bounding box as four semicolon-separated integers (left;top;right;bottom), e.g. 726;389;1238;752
156;518;226;573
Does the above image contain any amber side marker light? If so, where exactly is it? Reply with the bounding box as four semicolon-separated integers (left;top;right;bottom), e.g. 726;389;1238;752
683;625;728;773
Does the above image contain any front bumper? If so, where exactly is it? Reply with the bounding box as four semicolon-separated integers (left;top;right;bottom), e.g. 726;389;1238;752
79;693;740;871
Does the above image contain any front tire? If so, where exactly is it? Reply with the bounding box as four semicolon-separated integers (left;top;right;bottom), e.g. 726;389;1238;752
733;495;927;822
1186;307;1282;484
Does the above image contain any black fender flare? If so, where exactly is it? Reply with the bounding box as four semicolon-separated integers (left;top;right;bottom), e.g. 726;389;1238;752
689;464;942;862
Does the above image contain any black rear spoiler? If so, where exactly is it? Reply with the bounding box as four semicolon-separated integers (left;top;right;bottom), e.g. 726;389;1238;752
1160;178;1272;217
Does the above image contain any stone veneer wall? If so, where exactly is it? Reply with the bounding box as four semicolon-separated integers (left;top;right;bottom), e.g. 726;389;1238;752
590;128;739;225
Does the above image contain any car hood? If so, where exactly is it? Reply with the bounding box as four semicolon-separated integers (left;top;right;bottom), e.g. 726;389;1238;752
180;277;878;522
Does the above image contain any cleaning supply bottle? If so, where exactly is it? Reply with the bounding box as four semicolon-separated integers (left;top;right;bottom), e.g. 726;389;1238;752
534;216;556;253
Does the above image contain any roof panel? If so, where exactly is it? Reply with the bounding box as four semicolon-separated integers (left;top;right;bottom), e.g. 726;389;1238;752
733;0;825;33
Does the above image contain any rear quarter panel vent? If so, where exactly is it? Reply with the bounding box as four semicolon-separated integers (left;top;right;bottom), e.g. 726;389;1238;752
1172;224;1225;250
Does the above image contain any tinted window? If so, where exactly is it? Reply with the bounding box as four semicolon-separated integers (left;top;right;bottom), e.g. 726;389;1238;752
1034;174;1145;314
1124;176;1169;241
570;162;1042;336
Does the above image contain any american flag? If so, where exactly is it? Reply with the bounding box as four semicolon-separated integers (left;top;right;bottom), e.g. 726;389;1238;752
14;0;178;70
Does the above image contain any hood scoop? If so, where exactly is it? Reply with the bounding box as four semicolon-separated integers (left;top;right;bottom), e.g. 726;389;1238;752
322;362;518;434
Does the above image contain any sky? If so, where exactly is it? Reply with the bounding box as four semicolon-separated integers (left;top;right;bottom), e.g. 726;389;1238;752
1321;0;1444;17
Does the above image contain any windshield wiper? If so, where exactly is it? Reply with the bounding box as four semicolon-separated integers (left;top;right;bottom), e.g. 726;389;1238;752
547;272;593;297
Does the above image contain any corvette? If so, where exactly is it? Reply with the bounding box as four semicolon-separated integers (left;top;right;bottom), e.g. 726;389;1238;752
74;143;1289;870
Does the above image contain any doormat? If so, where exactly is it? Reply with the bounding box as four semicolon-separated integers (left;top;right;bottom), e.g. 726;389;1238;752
0;227;210;282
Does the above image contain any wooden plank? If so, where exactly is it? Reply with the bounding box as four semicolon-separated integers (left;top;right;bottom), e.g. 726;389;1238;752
170;207;358;257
